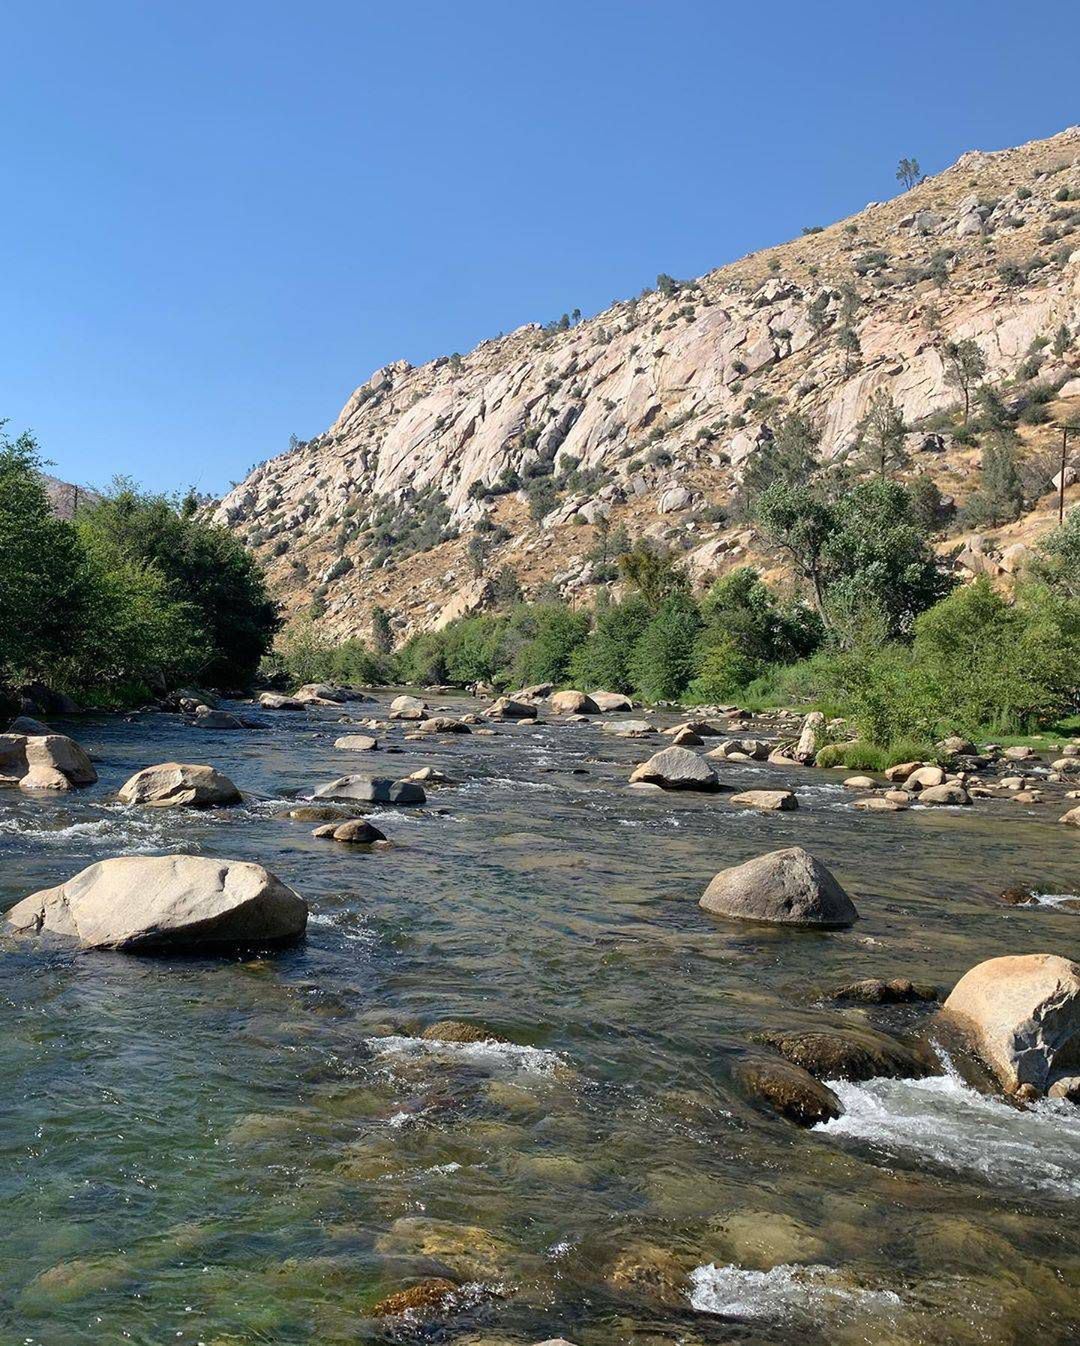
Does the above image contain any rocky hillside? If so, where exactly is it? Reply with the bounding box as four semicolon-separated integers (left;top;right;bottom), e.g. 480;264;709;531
213;127;1080;645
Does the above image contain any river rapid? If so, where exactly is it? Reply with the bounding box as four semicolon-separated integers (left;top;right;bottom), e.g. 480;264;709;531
2;693;1079;1346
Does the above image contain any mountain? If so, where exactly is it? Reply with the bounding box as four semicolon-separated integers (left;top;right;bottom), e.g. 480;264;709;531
213;127;1080;646
41;474;100;520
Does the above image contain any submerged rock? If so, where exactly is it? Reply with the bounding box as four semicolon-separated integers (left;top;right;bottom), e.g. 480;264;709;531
373;1217;515;1280
734;1055;843;1126
420;1019;506;1043
700;846;858;928
4;854;307;951
371;1277;457;1318
941;953;1080;1095
759;1025;939;1082
313;775;426;804
831;977;938;1003
629;746;720;792
0;732;97;791
117;762;241;808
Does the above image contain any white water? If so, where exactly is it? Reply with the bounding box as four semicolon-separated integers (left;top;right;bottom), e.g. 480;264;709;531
815;1057;1080;1197
366;1033;563;1076
689;1261;902;1321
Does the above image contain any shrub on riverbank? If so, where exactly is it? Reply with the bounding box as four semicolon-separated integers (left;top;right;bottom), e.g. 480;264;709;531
0;426;279;704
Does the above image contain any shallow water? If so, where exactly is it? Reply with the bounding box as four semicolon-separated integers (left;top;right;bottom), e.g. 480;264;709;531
2;694;1079;1345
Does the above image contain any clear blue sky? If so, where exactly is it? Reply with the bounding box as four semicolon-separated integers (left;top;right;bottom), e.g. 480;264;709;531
3;2;1077;497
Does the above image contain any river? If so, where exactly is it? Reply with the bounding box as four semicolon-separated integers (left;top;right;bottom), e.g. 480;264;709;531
2;694;1079;1345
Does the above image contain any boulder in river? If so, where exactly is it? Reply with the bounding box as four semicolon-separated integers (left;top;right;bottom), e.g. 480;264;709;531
629;746;719;792
700;846;858;928
759;1025;939;1082
192;708;245;729
117;762;241;808
295;683;348;705
4;854;307;951
728;789;798;811
258;692;304;710
831;977;938;1004
416;716;471;734
941;953;1080;1095
1060;806;1080;827
604;719;656;737
314;774;426;805
0;732;97;791
794;710;825;763
588;690;633;712
550;690;599;715
734;1054;843;1126
371;1278;458;1319
312;819;387;844
484;696;538;720
852;795;907;811
918;783;971;805
389;694;429;720
903;765;946;791
7;715;51;735
334;734;378;751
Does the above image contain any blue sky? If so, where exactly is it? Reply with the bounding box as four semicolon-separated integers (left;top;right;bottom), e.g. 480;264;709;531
3;1;1078;497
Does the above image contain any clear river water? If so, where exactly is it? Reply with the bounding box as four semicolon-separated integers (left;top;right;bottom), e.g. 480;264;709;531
2;694;1079;1346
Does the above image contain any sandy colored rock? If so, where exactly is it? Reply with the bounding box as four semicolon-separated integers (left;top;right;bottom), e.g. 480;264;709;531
941;953;1080;1094
843;775;876;789
312;818;386;843
604;719;656;737
5;854;307;951
550;690;599;715
918;782;971;805
485;696;538;720
117;762;241;808
589;691;633;712
903;765;946;791
728;789;798;811
334;734;378;751
0;732;97;791
700;846;858;927
389;694;428;720
629;745;719;791
852;796;907;811
258;692;304;710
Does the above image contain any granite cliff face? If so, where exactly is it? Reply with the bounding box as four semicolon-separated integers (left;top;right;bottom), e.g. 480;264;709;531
213;128;1080;643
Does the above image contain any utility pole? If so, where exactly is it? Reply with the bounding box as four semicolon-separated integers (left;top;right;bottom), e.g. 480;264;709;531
1059;423;1073;524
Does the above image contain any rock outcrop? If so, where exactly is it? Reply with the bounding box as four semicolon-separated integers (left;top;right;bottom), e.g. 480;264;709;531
209;128;1080;643
5;855;307;951
700;846;858;927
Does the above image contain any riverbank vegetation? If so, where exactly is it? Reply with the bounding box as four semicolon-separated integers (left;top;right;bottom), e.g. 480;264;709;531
274;474;1080;757
0;425;279;705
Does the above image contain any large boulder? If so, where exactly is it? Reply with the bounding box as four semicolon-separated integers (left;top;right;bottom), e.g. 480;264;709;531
629;746;719;792
313;775;426;805
258;692;304;710
0;733;97;791
941;954;1080;1095
485;697;538;720
4;855;307;951
700;846;858;928
760;1026;938;1082
794;711;825;763
589;690;633;713
550;690;599;715
295;683;348;706
389;694;428;720
117;762;241;808
193;708;245;729
7;715;51;735
918;783;971;805
415;716;471;734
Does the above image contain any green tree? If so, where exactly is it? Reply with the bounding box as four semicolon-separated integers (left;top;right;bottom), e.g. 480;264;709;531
629;591;701;702
735;411;821;519
856;390;907;480
78;481;279;685
568;597;651;692
618;544;688;609
511;602;589;686
896;157;922;190
527;476;559;522
1029;505;1080;600
754;481;834;617
370;605;393;655
942;339;988;425
961;430;1024;527
492;566;523;605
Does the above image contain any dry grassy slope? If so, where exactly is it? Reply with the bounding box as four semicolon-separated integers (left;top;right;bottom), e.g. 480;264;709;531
212;127;1080;645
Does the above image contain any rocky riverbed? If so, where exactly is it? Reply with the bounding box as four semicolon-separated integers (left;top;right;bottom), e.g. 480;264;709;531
1;691;1079;1345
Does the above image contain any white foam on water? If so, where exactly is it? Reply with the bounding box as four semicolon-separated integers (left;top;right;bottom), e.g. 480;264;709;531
0;809;171;853
1031;892;1080;909
815;1057;1080;1197
308;911;375;947
366;1034;563;1076
689;1262;901;1321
